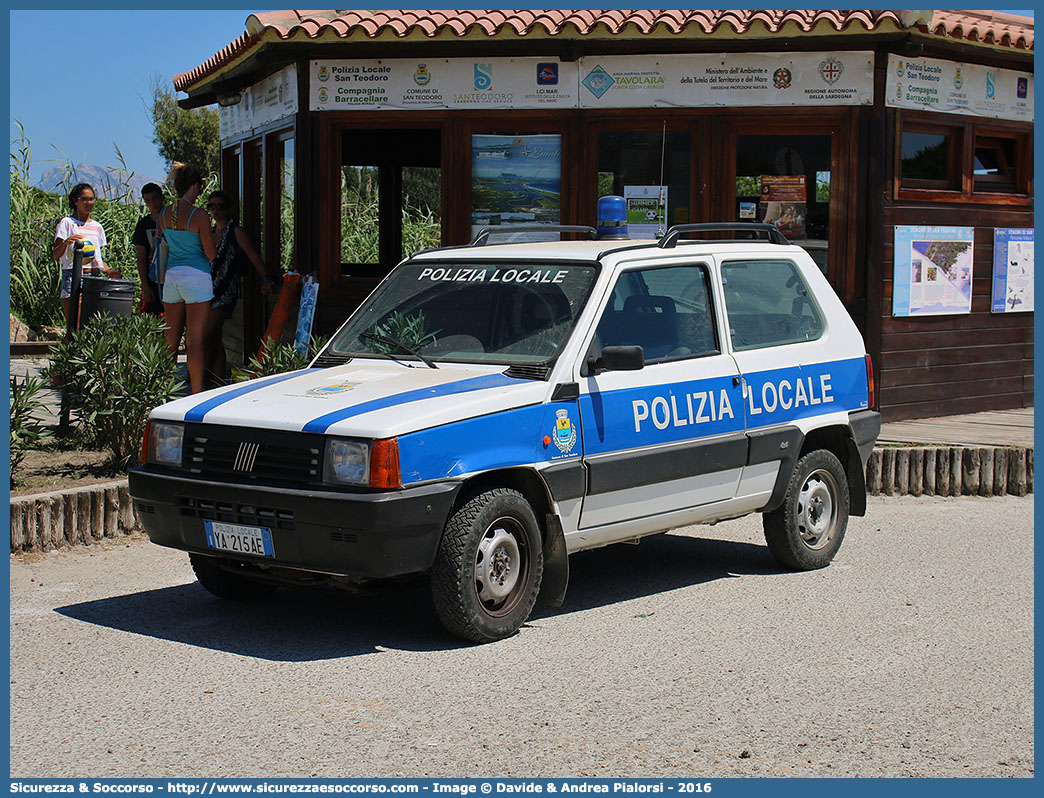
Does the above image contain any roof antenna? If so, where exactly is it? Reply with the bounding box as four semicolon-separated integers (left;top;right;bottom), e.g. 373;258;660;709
656;120;666;239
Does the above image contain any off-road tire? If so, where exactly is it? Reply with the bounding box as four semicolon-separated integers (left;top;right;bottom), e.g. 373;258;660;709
430;488;544;643
763;449;850;570
189;553;278;600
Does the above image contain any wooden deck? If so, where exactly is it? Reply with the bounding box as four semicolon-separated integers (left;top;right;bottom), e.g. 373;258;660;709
879;408;1034;448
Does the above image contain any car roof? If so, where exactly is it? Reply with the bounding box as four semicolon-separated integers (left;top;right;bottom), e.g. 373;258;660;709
408;238;804;265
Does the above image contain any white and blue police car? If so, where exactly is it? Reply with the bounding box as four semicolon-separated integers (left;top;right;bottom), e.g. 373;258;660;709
130;223;880;643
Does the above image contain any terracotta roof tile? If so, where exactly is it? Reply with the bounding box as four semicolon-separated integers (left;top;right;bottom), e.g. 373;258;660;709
929;10;1033;50
174;9;1034;94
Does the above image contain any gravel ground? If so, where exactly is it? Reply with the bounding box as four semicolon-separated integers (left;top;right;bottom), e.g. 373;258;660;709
9;495;1034;779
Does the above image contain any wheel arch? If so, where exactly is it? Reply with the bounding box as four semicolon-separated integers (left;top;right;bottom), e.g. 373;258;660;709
451;467;569;607
799;425;867;517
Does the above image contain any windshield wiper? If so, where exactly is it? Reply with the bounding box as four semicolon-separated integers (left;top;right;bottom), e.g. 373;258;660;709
360;331;439;369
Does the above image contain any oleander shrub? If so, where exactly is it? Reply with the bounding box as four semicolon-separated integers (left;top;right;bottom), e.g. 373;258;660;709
10;375;51;483
46;313;184;471
232;335;329;382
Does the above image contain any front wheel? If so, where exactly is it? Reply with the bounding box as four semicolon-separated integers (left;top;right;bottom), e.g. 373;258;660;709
430;488;544;643
763;449;850;570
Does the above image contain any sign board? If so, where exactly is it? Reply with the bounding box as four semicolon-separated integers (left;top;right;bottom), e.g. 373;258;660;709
310;52;873;111
991;228;1034;313
220;64;298;140
310;59;579;110
577;52;874;108
885;55;1033;122
893;226;975;317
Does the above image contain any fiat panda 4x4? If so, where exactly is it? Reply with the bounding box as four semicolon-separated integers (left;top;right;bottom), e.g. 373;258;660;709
130;223;880;643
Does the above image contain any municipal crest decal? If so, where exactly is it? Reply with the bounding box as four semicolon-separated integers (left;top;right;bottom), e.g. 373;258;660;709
307;382;358;396
773;67;792;90
954;67;963;90
318;65;330;82
414;64;431;86
553;408;577;454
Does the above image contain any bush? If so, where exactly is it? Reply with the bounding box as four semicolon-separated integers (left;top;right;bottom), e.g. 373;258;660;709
10;375;51;483
46;314;185;471
233;335;329;382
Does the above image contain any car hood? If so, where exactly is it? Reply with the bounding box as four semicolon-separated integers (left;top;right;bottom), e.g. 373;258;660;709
151;360;550;438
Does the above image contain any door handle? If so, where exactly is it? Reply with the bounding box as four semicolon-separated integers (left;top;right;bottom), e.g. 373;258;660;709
732;375;741;387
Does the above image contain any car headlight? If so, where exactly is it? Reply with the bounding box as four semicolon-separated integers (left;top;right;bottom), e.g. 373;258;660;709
147;421;184;466
324;438;370;486
323;437;401;489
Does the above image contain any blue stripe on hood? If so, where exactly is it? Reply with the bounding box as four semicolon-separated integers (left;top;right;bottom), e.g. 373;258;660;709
184;369;321;423
302;373;520;434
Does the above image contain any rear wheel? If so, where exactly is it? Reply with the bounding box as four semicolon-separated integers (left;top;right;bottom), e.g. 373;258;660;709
763;449;849;570
189;553;278;600
431;488;543;643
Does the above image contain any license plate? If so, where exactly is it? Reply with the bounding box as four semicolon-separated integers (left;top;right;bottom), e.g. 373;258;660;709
204;521;275;558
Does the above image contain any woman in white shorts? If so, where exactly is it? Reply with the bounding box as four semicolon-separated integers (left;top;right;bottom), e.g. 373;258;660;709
159;163;219;394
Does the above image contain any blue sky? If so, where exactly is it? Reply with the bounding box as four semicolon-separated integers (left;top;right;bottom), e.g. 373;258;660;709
8;5;278;184
5;6;1037;186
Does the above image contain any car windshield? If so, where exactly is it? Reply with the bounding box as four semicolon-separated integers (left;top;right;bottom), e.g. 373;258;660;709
328;261;599;366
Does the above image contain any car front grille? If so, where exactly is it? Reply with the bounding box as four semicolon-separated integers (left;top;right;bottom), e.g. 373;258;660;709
183;423;324;488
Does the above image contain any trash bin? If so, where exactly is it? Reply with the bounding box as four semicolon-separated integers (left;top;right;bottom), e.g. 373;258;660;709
80;276;137;323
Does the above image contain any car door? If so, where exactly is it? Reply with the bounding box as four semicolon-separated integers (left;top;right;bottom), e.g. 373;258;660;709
575;261;747;530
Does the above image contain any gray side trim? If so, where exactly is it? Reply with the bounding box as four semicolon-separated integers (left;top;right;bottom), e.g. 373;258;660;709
586;433;749;496
542;461;587;502
749;426;804;513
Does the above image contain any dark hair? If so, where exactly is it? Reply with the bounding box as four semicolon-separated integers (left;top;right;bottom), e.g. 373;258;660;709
68;183;96;211
169;162;202;197
208;189;238;219
141;182;164;198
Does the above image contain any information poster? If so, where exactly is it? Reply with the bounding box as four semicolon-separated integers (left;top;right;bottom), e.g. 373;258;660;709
624;185;667;239
886;54;1033;122
471;134;562;243
760;176;807;240
991;228;1034;313
893;226;975;316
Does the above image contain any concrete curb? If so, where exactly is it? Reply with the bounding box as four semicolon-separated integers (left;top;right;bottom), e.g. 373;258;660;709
9;445;1035;554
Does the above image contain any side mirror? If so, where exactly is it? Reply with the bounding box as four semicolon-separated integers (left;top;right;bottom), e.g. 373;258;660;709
586;345;645;375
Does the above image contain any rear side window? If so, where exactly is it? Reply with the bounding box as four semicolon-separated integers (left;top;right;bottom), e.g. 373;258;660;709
593;263;719;363
720;259;824;350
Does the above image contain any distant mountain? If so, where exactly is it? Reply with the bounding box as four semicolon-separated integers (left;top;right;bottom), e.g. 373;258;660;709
36;162;164;204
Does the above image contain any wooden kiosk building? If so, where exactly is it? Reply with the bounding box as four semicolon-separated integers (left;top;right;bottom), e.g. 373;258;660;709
174;9;1034;420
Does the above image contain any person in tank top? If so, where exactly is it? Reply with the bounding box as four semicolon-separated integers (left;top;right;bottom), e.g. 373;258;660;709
158;163;218;394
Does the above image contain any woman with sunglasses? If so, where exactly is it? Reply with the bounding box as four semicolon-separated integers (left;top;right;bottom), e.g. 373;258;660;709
52;183;121;323
205;189;276;385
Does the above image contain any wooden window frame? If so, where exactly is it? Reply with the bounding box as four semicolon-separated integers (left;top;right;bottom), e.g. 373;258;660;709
894;111;1032;206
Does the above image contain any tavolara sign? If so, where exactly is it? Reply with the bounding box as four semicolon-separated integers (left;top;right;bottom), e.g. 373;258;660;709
309;52;874;111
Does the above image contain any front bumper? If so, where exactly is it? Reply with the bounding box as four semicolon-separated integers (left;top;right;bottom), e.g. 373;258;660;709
128;467;461;579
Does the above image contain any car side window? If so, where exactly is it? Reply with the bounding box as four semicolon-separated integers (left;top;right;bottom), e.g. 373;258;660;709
592;264;719;363
720;259;824;350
